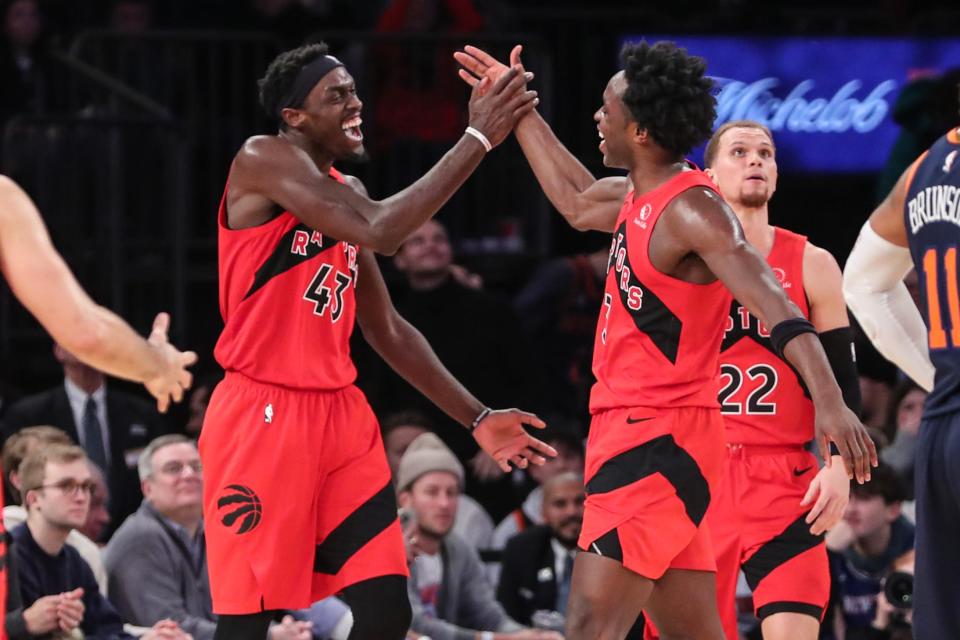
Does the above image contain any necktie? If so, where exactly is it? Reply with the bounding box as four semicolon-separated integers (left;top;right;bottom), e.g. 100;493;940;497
557;552;574;615
83;396;108;471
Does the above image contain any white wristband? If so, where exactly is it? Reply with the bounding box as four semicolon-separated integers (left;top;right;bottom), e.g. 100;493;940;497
465;126;492;152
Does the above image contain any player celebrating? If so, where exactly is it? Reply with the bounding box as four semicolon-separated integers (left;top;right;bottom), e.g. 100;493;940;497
702;121;860;639
202;42;553;640
456;41;875;639
843;124;960;639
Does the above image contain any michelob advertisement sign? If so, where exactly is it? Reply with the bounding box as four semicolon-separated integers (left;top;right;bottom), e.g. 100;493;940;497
623;36;960;172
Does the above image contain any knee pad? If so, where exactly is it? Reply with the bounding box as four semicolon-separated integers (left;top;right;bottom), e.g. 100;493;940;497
344;575;411;639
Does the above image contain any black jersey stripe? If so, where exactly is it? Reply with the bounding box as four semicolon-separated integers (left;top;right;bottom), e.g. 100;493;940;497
612;220;684;364
243;223;341;301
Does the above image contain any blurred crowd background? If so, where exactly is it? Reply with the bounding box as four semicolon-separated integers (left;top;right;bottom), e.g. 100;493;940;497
0;0;955;638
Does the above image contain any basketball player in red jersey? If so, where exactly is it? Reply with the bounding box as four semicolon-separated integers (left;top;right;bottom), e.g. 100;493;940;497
0;175;196;640
456;42;876;639
202;43;554;640
695;121;860;639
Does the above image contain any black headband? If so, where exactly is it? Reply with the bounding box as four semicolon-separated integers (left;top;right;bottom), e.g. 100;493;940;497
277;55;344;117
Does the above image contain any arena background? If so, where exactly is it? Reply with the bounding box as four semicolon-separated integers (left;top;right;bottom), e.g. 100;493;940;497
1;0;957;407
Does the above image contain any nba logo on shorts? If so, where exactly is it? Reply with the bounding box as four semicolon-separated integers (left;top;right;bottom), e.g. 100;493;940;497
264;403;274;424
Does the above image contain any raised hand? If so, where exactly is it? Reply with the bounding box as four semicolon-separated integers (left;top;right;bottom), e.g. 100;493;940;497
472;409;557;473
814;402;877;484
466;64;538;149
144;312;198;413
455;44;524;97
801;456;851;535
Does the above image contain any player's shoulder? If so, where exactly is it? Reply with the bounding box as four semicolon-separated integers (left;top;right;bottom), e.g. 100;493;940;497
236;134;291;162
802;241;841;276
341;173;368;197
665;184;733;231
802;240;842;298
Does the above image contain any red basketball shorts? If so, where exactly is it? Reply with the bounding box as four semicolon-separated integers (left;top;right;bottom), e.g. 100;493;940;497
199;373;408;614
709;444;830;639
578;406;726;580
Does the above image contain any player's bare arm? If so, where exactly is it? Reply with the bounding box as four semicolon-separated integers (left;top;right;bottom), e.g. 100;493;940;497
799;242;853;534
660;187;877;481
228;67;538;255
843;164;935;390
0;176;197;412
353;242;557;473
455;45;626;232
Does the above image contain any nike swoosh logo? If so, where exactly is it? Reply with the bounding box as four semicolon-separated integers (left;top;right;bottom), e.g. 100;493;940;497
625;416;654;425
793;466;813;476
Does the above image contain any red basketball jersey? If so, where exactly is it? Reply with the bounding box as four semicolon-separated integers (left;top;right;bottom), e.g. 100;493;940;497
214;167;360;390
589;170;732;413
719;227;814;445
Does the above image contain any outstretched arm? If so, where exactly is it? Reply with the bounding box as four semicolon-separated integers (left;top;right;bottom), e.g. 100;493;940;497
231;68;538;255
843;163;934;390
800;243;856;534
456;45;626;232
0;177;196;412
666;188;877;481
354;249;556;472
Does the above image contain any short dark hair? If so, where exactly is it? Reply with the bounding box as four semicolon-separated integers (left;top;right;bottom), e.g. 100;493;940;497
258;42;331;124
620;41;716;159
381;410;434;438
703;120;775;168
850;462;906;505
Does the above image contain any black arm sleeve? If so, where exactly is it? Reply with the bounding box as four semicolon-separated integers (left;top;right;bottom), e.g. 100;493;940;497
820;327;863;416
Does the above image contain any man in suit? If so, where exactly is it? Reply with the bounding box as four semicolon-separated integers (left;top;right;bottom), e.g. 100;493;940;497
3;343;165;537
497;472;584;626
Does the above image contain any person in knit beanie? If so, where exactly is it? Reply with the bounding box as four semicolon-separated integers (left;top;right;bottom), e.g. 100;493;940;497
397;433;557;640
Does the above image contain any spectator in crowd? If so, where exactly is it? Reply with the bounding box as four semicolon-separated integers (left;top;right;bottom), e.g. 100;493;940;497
397;432;560;640
78;460;111;543
1;425;108;594
105;434;209;635
109;0;153;32
13;443;191;639
364;219;532;521
182;373;221;438
3;342;166;534
382;410;494;550
866;549;915;640
880;380;927;499
106;434;341;640
825;464;915;640
514;247;607;422
372;0;486;190
489;426;584;555
0;0;48;124
496;472;584;626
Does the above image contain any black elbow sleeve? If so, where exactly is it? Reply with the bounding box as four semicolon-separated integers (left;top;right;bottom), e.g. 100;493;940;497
820;326;862;416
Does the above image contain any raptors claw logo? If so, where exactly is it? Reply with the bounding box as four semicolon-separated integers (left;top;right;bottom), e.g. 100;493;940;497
217;484;263;534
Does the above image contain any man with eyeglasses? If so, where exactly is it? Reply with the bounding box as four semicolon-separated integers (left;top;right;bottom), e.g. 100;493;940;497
105;435;319;640
13;443;191;639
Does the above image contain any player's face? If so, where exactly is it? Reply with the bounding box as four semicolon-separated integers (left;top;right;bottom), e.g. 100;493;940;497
594;72;633;169
394;220;453;277
30;459;92;531
297;66;365;161
541;479;584;547
708;127;777;209
843;493;898;539
384;425;427;478
407;471;459;539
142;442;203;515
